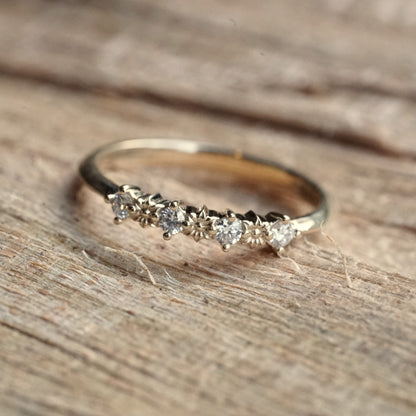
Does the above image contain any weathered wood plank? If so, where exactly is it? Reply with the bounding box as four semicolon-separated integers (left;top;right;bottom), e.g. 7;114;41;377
0;0;415;158
1;0;416;415
1;76;415;416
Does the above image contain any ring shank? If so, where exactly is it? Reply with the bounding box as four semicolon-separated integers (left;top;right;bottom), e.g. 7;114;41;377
79;139;328;233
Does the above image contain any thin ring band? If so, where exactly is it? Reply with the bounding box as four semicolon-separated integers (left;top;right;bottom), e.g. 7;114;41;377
79;138;329;253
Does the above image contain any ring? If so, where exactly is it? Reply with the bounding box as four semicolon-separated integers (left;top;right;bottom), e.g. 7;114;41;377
79;138;328;253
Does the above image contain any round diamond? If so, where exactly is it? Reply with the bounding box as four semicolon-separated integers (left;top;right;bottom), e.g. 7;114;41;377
215;218;243;246
110;193;133;220
269;222;295;248
159;207;185;235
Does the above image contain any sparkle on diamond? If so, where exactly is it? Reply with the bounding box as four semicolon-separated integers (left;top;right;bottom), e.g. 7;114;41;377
110;193;133;220
215;218;243;246
159;207;185;235
269;222;295;248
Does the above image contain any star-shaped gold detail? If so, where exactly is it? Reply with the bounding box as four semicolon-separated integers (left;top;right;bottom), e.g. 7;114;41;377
241;216;269;247
183;205;216;242
133;194;164;228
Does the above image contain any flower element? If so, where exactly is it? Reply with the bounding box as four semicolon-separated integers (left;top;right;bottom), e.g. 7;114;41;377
183;205;215;242
134;194;164;228
242;216;268;247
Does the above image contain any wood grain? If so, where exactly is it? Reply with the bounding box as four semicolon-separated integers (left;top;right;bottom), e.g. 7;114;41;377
0;1;415;415
1;0;416;157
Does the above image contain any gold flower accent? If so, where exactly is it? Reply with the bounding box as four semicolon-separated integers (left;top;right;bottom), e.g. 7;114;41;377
183;205;215;242
242;216;269;247
133;194;164;228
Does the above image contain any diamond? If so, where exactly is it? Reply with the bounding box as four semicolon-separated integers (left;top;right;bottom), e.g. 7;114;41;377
269;222;295;248
242;216;267;247
158;207;185;235
215;218;243;246
110;193;133;220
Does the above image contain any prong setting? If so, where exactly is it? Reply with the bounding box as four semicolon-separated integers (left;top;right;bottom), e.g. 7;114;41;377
267;218;296;251
222;244;231;252
107;191;134;221
157;202;186;237
213;211;243;250
163;232;172;241
104;194;113;203
104;185;299;253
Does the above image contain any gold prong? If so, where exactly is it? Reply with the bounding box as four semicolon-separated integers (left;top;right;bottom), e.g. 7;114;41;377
283;214;291;221
271;246;284;257
113;217;123;225
119;184;131;192
169;200;180;210
275;247;285;256
265;229;273;240
222;244;231;252
226;210;237;222
163;232;172;241
183;220;192;228
199;205;209;217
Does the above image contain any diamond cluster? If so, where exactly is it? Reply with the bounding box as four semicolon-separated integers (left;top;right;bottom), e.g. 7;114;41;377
106;185;298;253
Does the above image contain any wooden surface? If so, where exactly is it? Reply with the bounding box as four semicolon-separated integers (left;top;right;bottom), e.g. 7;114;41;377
1;1;415;415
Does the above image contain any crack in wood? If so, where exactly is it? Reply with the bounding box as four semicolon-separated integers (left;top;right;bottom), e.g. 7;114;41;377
0;66;414;162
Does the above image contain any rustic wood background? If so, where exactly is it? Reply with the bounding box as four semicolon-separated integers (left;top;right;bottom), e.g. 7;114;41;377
1;1;415;415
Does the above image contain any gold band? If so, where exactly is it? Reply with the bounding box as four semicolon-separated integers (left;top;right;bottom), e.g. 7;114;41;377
79;138;328;253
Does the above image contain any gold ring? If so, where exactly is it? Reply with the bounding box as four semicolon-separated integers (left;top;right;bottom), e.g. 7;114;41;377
79;138;328;253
